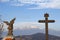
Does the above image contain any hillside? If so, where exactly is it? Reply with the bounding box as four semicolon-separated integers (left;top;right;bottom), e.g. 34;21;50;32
15;33;60;40
1;33;60;40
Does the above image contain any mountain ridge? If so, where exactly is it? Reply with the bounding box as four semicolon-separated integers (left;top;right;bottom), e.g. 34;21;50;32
2;28;60;37
15;33;60;40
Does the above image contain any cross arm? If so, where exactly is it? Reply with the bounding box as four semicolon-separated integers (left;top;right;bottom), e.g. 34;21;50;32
38;20;45;23
48;20;55;23
38;20;55;23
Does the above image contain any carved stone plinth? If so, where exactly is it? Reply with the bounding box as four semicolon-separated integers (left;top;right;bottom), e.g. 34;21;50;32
2;36;15;40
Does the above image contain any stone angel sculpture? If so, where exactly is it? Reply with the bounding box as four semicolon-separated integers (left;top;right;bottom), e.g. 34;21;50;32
3;18;16;36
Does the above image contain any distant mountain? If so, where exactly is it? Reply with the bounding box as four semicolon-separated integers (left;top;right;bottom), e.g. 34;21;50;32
2;28;60;37
1;33;60;40
0;38;2;40
13;28;60;36
15;33;60;40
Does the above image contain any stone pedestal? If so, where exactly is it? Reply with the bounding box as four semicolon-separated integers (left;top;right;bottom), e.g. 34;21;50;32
2;36;15;40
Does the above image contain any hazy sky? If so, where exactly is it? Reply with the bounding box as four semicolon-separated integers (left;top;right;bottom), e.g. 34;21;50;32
0;0;60;31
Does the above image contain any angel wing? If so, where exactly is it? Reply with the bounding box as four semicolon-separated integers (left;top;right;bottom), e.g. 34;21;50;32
3;21;9;25
10;18;16;23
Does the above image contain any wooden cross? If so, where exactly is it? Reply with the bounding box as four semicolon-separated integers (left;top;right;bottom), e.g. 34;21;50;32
38;13;55;40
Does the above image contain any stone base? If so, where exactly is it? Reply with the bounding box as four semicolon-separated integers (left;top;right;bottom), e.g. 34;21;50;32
2;36;15;40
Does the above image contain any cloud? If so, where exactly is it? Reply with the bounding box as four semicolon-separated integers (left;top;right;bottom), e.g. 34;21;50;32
28;3;60;9
1;0;60;9
0;0;9;2
11;3;24;6
3;22;56;31
14;22;44;30
8;0;60;9
3;23;8;31
2;22;44;31
27;0;60;9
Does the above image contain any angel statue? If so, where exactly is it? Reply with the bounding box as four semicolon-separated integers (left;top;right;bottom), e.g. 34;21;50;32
3;18;16;36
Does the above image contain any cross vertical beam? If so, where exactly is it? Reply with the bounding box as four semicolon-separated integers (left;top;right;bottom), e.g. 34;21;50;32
38;13;55;40
45;15;48;40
